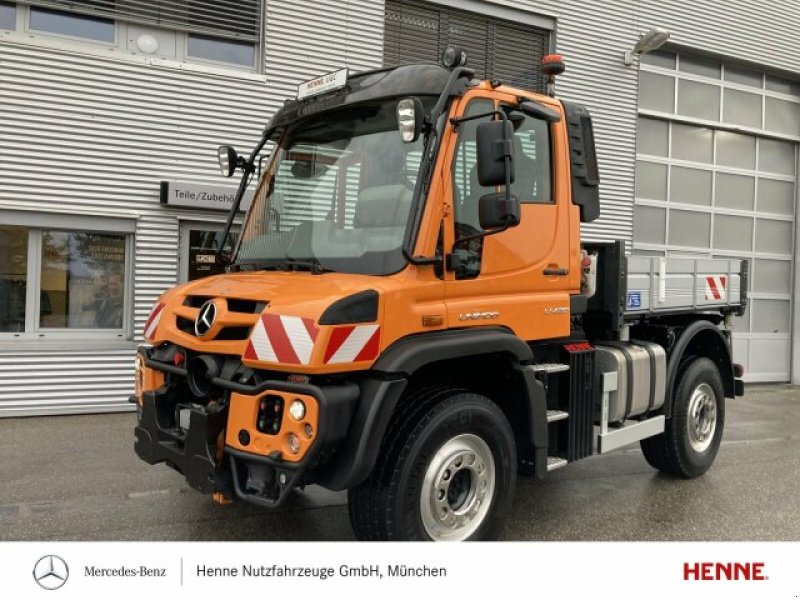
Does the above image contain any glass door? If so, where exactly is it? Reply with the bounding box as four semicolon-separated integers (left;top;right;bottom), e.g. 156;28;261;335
179;223;239;282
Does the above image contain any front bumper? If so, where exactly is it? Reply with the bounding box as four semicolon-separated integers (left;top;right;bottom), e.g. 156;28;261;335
133;348;358;507
134;389;230;494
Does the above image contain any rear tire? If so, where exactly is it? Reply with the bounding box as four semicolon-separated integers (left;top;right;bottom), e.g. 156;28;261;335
347;386;517;541
640;357;725;478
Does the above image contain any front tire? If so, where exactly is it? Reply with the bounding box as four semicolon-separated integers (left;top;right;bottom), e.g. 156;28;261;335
640;357;725;478
348;387;517;541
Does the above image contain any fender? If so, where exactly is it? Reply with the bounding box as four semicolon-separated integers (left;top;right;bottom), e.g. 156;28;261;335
317;327;548;489
664;320;735;418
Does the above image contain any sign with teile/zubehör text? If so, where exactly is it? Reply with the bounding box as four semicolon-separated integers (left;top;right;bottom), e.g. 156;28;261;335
160;180;254;212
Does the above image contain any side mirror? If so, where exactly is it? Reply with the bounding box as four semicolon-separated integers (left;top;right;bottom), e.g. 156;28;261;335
397;97;424;143
217;145;238;177
476;120;515;187
479;193;520;230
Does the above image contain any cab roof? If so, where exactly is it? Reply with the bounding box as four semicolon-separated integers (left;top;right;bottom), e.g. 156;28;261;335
268;64;452;134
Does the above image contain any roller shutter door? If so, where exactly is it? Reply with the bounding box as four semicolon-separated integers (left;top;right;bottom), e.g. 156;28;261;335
634;51;799;381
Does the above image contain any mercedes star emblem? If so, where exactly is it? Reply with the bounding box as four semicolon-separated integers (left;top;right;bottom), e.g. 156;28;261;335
195;300;217;336
33;555;69;590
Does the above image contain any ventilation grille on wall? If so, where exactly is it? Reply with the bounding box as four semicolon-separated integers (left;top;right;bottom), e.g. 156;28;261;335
384;0;549;93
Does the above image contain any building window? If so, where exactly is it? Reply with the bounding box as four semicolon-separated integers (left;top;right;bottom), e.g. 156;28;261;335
29;6;115;43
0;225;28;333
0;224;132;339
384;0;550;93
187;34;256;67
40;231;127;329
6;2;264;72
0;1;15;30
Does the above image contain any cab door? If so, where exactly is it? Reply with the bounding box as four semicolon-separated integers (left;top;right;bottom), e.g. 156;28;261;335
442;90;576;342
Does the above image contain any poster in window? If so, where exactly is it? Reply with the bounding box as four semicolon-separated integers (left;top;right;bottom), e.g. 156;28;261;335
40;232;127;329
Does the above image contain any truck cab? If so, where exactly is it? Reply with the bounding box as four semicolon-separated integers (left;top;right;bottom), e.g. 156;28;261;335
133;49;745;541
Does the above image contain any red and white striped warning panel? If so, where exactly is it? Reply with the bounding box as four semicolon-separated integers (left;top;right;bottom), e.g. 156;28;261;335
244;314;320;365
143;303;165;342
704;275;727;301
324;324;381;364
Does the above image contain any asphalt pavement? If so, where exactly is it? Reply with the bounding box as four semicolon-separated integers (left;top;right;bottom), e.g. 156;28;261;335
1;385;798;541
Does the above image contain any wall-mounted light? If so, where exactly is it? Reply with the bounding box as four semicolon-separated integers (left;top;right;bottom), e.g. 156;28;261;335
136;33;159;55
624;27;671;65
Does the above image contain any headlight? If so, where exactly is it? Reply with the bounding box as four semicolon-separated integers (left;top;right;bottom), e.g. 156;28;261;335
287;432;300;454
289;399;306;421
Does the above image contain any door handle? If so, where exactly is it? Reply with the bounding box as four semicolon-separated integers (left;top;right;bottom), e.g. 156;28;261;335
543;267;569;276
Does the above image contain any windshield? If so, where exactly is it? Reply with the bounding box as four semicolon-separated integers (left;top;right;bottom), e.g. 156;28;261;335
234;98;433;275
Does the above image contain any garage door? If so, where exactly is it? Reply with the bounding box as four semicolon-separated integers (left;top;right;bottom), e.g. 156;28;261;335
634;51;799;382
383;0;550;93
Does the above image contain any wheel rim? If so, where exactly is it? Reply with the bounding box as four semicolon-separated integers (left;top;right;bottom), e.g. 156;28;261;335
686;382;718;453
420;433;496;541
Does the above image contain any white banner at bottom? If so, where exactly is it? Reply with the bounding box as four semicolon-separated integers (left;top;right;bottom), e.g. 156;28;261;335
1;541;796;599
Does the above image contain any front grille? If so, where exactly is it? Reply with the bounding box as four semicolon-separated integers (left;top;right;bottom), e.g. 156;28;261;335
184;296;212;308
227;299;267;314
176;316;250;340
215;326;252;340
183;295;265;314
177;316;195;335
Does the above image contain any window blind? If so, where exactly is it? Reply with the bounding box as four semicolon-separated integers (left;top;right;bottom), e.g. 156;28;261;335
26;0;262;41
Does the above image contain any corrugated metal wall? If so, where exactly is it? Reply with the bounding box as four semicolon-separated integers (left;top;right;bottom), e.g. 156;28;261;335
0;1;384;417
638;0;800;74
1;0;799;416
0;40;271;416
484;0;642;243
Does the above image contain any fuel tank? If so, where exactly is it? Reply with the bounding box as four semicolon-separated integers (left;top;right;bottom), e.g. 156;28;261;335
594;340;666;423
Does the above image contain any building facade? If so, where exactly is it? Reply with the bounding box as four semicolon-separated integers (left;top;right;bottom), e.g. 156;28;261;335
1;0;798;416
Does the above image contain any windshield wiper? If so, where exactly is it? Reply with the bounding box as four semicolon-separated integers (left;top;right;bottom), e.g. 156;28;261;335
280;257;333;275
228;259;284;272
228;257;332;274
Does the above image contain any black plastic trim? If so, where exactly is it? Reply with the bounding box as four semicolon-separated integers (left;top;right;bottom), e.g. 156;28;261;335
321;328;540;488
515;364;549;478
319;290;379;325
570;294;588;315
134;388;230;495
315;377;408;490
372;326;534;375
664;320;736;418
227;448;307;508
562;100;600;222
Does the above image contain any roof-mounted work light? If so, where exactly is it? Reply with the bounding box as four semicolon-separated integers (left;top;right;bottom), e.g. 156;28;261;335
442;46;468;70
624;27;671;65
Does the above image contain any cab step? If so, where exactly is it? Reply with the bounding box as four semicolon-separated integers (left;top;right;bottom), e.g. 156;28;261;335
546;409;569;423
528;363;570;374
547;456;568;471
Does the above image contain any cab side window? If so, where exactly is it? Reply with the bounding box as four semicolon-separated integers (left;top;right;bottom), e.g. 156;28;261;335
510;114;552;204
451;99;494;280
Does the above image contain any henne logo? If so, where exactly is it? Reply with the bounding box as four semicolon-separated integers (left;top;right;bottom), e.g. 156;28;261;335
683;562;767;581
195;300;217;336
33;555;69;590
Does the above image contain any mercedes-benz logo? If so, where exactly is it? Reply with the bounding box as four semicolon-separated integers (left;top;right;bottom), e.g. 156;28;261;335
33;555;69;590
194;300;217;336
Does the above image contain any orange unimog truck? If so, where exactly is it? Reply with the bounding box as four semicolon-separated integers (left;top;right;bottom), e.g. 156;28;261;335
133;48;746;541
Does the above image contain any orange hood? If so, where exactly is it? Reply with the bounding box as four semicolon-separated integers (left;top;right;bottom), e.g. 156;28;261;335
146;271;391;374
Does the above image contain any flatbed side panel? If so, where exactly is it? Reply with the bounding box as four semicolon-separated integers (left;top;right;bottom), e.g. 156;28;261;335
624;256;743;316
